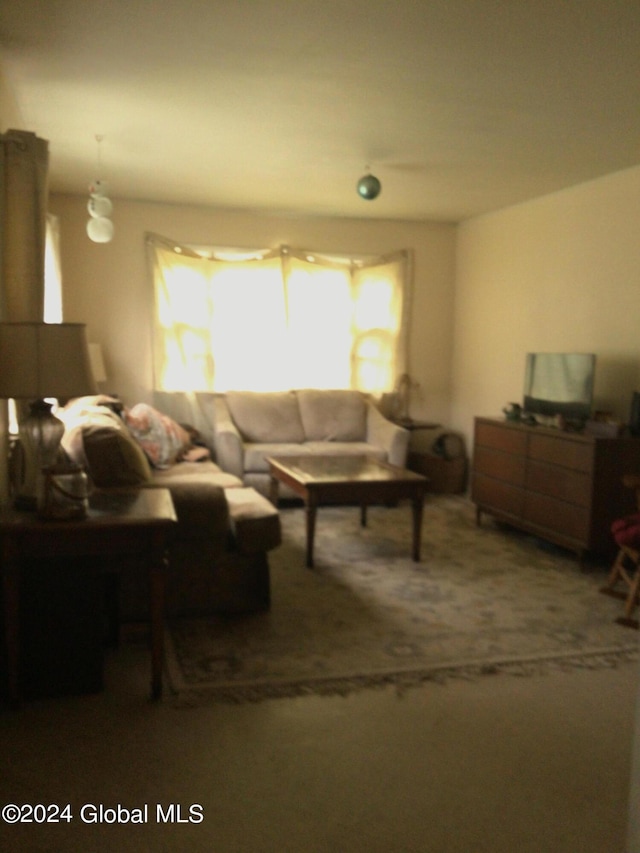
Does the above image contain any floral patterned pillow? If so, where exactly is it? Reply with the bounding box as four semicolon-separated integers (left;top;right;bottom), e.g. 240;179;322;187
124;403;191;469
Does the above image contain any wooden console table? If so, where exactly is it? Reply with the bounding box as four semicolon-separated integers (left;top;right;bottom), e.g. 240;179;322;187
471;417;640;559
0;488;177;706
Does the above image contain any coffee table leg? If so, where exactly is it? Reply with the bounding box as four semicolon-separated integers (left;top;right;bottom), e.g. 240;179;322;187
411;496;424;561
269;473;279;507
149;535;168;700
305;499;317;569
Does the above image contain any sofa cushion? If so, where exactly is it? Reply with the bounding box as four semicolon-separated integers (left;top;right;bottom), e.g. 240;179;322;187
297;389;367;441
60;405;152;488
244;441;385;474
226;391;305;443
244;442;312;473
303;441;386;460
124;402;191;469
83;424;152;487
225;487;282;554
150;459;243;490
145;477;231;542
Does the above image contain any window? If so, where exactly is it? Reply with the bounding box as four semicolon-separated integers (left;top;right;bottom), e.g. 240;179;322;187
8;214;63;434
147;234;410;394
44;214;63;323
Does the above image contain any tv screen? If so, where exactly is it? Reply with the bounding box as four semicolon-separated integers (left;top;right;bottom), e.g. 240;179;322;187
523;352;596;421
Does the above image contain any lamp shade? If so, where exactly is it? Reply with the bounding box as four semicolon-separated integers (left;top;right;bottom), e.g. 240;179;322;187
0;322;98;399
88;342;107;384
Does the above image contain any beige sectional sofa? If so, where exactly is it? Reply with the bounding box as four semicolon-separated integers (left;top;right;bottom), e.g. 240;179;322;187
211;389;410;497
59;397;281;618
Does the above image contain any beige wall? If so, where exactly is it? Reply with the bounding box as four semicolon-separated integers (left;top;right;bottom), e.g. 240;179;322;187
49;161;640;452
452;164;640;447
0;71;22;129
49;194;457;421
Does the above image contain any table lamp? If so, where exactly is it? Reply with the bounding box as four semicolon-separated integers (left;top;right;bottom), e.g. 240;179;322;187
0;322;97;509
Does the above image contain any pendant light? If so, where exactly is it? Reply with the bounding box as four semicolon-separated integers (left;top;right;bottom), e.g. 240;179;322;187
356;167;382;200
87;135;114;243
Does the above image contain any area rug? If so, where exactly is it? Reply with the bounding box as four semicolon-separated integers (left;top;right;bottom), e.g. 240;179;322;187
165;495;638;704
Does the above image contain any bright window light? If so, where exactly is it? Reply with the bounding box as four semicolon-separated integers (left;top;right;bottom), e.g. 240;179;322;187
149;238;409;394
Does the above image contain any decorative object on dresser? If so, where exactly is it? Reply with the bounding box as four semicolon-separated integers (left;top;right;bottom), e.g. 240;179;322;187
471;417;640;561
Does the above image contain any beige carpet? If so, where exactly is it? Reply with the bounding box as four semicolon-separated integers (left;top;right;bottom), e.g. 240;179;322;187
165;496;638;704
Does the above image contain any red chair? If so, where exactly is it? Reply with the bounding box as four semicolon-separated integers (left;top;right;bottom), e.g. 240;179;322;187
600;476;640;628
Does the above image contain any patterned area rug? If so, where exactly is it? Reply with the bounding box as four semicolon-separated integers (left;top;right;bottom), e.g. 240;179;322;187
165;496;638;704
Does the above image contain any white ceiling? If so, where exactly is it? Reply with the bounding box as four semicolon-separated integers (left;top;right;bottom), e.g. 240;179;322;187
2;0;640;222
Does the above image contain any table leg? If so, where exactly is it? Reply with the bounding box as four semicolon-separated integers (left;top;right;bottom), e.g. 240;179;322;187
360;504;368;527
305;499;317;569
148;534;168;700
2;552;20;708
269;474;279;507
411;495;424;562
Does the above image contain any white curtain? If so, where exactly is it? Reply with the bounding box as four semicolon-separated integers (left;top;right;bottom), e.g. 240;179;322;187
0;130;49;322
147;234;410;395
0;130;50;504
44;213;63;323
5;215;63;436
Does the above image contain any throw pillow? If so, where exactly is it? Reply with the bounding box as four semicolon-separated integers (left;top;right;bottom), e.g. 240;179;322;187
124;402;191;469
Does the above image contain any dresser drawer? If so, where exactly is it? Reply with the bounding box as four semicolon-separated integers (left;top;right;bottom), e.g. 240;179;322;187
473;446;526;486
528;433;593;473
523;492;590;542
525;460;591;507
475;421;527;455
472;474;524;519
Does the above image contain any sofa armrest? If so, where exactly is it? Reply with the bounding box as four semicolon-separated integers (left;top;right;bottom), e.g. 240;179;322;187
144;479;231;542
225;487;282;555
366;401;410;467
212;395;244;477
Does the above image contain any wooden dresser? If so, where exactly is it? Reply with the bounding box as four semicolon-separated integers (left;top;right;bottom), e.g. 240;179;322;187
471;417;640;559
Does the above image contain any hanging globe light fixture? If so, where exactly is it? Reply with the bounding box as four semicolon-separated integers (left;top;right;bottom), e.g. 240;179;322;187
86;136;114;243
356;170;382;200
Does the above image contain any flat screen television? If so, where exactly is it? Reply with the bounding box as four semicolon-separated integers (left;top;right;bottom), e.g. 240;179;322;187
523;352;596;422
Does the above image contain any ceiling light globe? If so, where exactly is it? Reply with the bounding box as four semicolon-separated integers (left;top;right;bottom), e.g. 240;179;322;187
356;173;382;200
87;196;113;217
86;216;114;243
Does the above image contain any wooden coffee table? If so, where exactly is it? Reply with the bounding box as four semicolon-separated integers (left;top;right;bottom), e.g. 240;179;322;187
267;455;428;568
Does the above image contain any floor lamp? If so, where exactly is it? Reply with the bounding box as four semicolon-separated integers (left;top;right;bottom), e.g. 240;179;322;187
0;322;97;510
